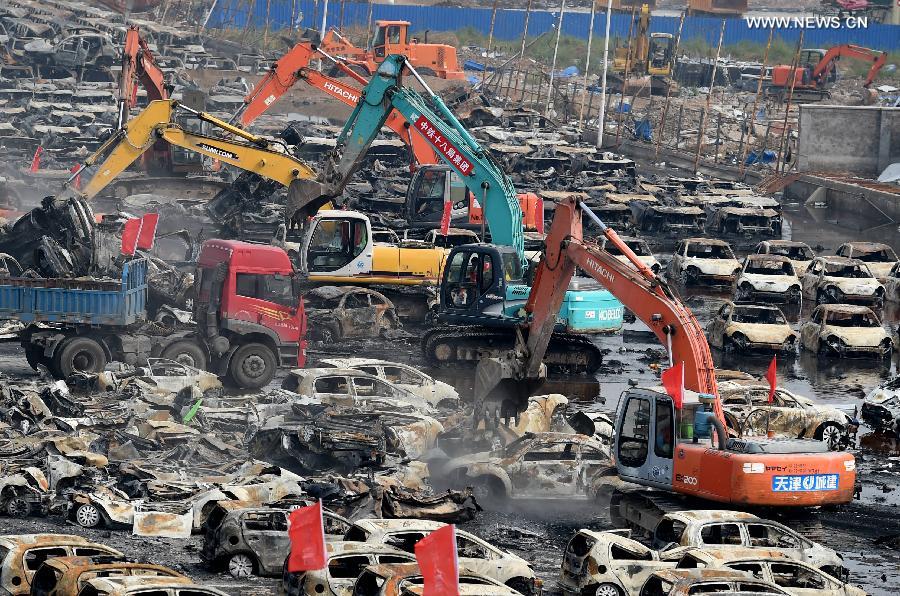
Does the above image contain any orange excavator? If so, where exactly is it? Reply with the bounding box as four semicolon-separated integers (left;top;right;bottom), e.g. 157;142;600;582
118;25;173;174
233;42;437;168
462;195;855;508
318;20;465;80
770;44;887;101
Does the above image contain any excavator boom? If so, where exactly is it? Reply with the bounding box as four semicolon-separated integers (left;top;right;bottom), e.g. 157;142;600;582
289;55;524;264
76;99;318;200
811;44;887;87
235;43;437;168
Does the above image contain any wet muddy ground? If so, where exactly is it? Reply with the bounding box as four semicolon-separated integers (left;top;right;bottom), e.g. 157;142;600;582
3;202;900;594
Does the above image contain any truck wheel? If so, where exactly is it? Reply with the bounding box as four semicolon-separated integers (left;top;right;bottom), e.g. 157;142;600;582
54;337;107;378
229;343;276;389
161;341;208;369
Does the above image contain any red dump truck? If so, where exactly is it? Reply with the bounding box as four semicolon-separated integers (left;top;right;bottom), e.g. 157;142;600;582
2;239;306;389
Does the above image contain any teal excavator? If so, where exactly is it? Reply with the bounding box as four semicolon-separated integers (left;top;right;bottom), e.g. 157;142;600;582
291;54;614;376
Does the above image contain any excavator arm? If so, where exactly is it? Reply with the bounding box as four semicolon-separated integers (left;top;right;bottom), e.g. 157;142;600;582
475;194;722;423
235;43;437;168
812;44;887;88
119;26;169;126
288;54;525;265
75;100;318;200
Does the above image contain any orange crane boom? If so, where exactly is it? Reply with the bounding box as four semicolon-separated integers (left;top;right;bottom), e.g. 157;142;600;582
235;43;437;169
811;44;887;88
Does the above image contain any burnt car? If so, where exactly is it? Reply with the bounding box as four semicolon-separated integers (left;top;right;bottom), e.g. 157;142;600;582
862;377;900;432
631;204;706;235
560;529;675;596
0;535;123;595
706;206;781;237
835;242;898;282
718;380;858;449
74;577;224;596
668;238;741;286
646;510;845;578
439;432;610;502
318;358;460;409
755;240;816;274
30;556;186;596
800;304;892;358
0;467;50;519
884;262;900;303
598;235;661;274
639;568;789;596
800;257;885;307
280;368;439;414
352;562;525;596
282;542;415;596
305;286;401;343
706;302;797;354
201;506;351;578
343;520;538;594
672;548;863;595
732;255;801;304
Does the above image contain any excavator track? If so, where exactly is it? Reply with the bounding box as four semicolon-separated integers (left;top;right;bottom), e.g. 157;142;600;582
421;326;602;374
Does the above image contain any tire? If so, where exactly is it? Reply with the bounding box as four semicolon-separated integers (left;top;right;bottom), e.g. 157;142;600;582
595;584;624;596
54;337;107;378
228;342;277;389
815;422;844;450
5;497;31;518
506;578;535;596
75;503;102;528
24;345;42;371
161;340;208;369
228;553;255;579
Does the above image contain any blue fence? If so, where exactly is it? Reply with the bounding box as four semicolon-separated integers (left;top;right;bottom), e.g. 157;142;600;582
207;0;900;52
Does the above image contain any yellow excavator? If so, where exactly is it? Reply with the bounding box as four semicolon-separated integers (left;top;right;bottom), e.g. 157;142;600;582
72;99;450;287
611;4;676;95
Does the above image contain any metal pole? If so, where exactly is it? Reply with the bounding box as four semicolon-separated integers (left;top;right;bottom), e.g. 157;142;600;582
777;30;804;176
738;26;773;177
290;0;296;33
338;0;345;32
615;4;638;146
364;0;374;46
692;19;726;175
596;0;612;148
320;0;328;37
519;0;535;65
579;0;598;126
483;0;500;85
263;0;271;49
654;10;684;159
546;0;566;116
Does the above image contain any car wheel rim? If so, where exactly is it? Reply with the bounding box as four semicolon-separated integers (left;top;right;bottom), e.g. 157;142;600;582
229;554;253;578
822;426;841;449
76;504;100;527
596;584;620;596
7;498;29;517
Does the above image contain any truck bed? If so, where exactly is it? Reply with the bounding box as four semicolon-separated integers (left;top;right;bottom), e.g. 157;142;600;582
0;258;148;326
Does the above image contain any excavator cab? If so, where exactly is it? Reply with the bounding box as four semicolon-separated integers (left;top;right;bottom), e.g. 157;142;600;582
439;245;526;325
647;33;675;77
371;21;408;59
405;165;470;229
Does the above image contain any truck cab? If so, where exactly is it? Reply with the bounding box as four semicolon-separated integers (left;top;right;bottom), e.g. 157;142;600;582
195;240;306;388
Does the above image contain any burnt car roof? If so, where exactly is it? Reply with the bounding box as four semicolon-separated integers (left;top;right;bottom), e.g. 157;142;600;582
815;256;863;266
839;241;893;252
744;254;791;263
762;240;812;247
813;303;877;314
683;237;732;246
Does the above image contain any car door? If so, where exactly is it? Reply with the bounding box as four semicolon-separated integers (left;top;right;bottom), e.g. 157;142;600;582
577;443;610;496
800;308;824;352
765;561;842;595
697;523;745;548
313;375;355;406
239;511;290;574
326;555;372;595
382;365;433;404
455;533;505;580
22;547;69;584
509;439;578;497
340;292;377;339
706;304;730;348
801;260;824;297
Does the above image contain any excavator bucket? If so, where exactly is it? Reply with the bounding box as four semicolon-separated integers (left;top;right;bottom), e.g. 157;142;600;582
473;354;546;424
285;179;332;224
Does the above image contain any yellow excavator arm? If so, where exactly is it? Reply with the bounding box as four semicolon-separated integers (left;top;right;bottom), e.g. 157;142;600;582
79;99;318;199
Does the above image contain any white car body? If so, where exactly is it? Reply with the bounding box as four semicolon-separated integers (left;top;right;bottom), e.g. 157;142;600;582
754;240;815;275
800;304;892;358
733;255;801;303
668;238;741;285
800;257;884;305
318;358;459;409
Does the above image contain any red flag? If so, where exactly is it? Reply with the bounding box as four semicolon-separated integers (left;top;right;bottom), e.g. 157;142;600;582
287;501;327;572
69;164;82;190
440;199;452;236
137;213;159;250
30;146;44;172
121;218;143;256
661;361;684;410
415;525;459;596
534;195;544;234
766;355;777;404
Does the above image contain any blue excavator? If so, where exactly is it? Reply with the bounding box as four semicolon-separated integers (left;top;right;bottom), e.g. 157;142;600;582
289;54;619;373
